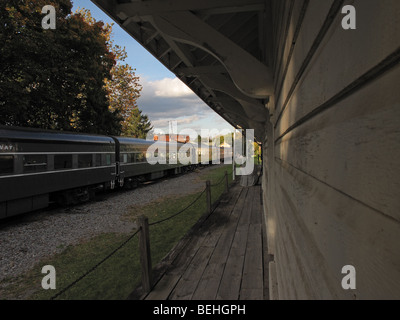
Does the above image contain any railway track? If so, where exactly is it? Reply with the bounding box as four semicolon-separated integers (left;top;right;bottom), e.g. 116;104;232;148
0;165;209;229
0;165;220;284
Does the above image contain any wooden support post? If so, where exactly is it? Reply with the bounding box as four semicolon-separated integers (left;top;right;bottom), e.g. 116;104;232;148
206;180;211;214
138;215;152;294
224;171;229;193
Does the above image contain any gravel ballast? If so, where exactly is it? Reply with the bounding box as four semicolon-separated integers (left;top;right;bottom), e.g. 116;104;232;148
0;166;219;283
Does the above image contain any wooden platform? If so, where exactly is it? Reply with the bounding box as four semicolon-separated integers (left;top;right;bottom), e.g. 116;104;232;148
138;181;269;300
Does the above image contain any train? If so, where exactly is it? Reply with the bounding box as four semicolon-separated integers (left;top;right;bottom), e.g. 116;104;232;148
0;126;232;219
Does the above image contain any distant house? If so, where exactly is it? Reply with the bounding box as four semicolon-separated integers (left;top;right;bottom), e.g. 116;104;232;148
219;142;231;148
153;134;190;143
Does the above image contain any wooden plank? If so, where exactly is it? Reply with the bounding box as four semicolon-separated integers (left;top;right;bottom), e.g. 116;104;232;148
191;260;225;300
250;185;262;224
154;185;245;300
261;194;271;300
272;0;294;87
192;187;251;299
192;207;243;299
275;0;400;137
144;183;265;300
240;223;264;300
216;225;249;300
275;64;400;221
216;187;257;299
143;230;206;299
274;0;312;106
177;189;242;300
272;158;400;299
235;187;254;226
216;224;250;300
168;182;241;271
169;246;214;300
274;0;334;118
145;183;243;299
201;184;244;248
240;288;264;300
145;273;181;300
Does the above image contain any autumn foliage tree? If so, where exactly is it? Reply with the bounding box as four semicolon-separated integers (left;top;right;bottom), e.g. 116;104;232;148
77;8;151;138
0;0;151;137
0;0;121;134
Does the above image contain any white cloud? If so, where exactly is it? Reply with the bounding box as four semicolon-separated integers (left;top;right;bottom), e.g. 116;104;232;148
151;115;201;128
151;78;194;98
138;76;208;118
136;76;233;133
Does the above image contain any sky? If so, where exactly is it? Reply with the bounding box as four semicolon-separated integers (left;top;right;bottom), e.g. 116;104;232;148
71;0;234;137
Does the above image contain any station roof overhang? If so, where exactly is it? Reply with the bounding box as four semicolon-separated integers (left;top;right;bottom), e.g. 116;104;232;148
91;0;274;143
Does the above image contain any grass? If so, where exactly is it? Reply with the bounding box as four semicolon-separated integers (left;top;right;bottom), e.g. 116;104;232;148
0;164;234;300
203;165;234;204
0;233;142;300
146;164;234;267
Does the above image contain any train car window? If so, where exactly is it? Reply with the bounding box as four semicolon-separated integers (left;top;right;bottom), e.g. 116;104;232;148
121;154;128;163
54;155;72;170
95;154;102;167
147;152;159;162
106;154;111;166
0;155;14;175
23;155;47;173
136;152;145;163
78;154;92;168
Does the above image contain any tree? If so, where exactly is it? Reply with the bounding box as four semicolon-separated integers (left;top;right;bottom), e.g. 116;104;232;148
77;8;152;139
217;132;233;146
123;109;153;139
0;0;121;134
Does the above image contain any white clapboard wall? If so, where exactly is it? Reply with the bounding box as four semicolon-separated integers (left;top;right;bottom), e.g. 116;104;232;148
263;0;400;299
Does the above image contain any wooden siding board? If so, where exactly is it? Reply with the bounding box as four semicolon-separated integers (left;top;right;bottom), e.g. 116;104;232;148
273;158;400;299
275;0;400;136
276;64;400;222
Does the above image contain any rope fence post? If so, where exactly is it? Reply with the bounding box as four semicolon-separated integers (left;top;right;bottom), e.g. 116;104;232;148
206;180;211;214
50;169;230;300
138;215;152;294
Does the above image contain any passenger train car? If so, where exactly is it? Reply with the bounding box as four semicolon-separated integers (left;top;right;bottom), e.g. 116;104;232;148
0;126;232;219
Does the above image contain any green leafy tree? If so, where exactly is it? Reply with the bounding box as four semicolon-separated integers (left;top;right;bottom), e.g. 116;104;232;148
0;0;121;134
123;109;153;139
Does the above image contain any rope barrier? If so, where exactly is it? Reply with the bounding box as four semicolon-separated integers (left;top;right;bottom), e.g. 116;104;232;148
149;187;207;226
50;168;232;299
209;174;226;187
213;168;233;186
50;229;140;300
150;168;232;225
